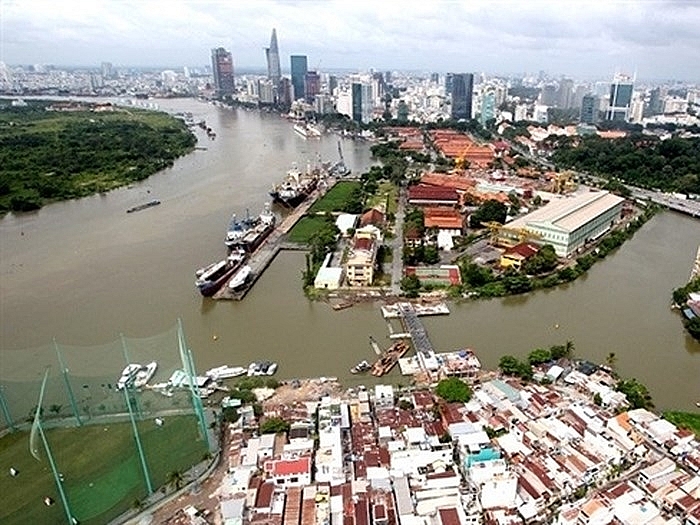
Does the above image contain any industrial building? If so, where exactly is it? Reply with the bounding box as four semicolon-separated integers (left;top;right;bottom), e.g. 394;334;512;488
502;191;625;257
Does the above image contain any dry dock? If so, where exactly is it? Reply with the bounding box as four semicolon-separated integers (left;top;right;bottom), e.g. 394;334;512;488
213;185;327;300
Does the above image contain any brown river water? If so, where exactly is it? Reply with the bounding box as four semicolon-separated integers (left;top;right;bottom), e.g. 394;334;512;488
1;99;698;411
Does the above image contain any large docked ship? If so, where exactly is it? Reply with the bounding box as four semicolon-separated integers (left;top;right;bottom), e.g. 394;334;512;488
225;203;276;253
195;249;246;297
269;164;321;208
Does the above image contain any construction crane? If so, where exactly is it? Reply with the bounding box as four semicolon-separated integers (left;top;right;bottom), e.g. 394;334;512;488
454;143;473;170
481;221;541;247
548;170;577;194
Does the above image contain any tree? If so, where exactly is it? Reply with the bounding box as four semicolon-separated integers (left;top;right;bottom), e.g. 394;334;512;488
615;378;654;409
498;355;522;376
522;245;559;275
435;377;473;403
604;352;617;372
527;348;552;366
166;469;185;491
398;399;414;411
400;275;421;298
564;340;575;359
260;417;290;434
469;200;508;228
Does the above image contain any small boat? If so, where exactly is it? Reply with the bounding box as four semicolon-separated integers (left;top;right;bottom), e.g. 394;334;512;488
350;360;371;374
205;365;247;381
247;360;278;376
228;265;252;290
117;361;157;390
126;200;160;213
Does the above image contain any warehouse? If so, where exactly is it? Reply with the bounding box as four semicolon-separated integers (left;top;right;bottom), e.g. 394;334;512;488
503;191;625;257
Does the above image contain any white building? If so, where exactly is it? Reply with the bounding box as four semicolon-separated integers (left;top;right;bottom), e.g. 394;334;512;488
503;191;625;257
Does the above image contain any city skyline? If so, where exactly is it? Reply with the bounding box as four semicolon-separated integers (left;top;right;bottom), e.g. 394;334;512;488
2;0;700;81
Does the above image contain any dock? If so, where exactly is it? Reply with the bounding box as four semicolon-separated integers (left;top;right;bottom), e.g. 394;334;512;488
213;184;327;300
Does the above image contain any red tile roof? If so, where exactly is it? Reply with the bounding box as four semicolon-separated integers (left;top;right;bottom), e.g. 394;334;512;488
408;184;459;203
266;456;311;477
503;243;539;259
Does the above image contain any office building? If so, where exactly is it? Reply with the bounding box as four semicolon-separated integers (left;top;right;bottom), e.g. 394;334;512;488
101;62;113;80
557;78;574;109
290;55;307;101
580;94;599;124
265;28;281;98
606;75;634;121
450;73;473;120
445;73;454;95
479;92;495;126
211;47;235;96
304;71;320;103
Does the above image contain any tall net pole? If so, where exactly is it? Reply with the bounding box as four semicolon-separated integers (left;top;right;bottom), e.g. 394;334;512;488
120;334;143;419
0;384;16;431
30;369;76;525
177;319;211;451
122;386;154;496
53;339;82;426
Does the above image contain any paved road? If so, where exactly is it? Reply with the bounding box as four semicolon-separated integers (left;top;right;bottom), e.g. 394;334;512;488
390;187;406;295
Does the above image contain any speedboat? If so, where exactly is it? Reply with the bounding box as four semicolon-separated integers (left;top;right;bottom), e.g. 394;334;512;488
228;265;252;290
350;360;371;374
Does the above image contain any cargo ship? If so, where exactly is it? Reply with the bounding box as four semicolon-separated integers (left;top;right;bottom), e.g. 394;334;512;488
269;164;320;208
195;249;246;297
225;203;276;253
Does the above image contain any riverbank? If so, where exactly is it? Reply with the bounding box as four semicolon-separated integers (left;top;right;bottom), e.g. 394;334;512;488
0;99;196;213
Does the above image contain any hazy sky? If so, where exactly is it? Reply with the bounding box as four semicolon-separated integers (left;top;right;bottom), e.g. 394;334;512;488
2;0;700;80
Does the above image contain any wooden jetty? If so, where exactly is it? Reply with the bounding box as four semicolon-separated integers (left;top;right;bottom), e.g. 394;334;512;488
213;184;326;300
370;342;410;377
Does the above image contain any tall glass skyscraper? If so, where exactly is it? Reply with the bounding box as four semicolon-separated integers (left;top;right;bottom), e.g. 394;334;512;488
265;28;281;99
606;75;634;121
290;55;308;101
450;73;474;120
211;47;234;96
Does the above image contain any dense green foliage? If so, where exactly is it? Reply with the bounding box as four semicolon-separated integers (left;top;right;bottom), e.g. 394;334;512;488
400;274;421;298
435;377;473;403
0;102;196;213
615;378;654;409
260;417;290;434
469;199;508;227
663;411;700;438
671;277;700;341
498;355;533;380
522;245;559;275
550;135;700;195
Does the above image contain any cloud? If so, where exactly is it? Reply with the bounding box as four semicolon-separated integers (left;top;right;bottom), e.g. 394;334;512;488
2;0;699;80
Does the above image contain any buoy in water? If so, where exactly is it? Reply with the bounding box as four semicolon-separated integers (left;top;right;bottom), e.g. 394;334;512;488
213;335;218;341
554;324;560;329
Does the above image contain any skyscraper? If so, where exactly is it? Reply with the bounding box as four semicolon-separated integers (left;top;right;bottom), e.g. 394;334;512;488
479;92;495;126
265;28;281;99
211;47;235;96
557;78;574;109
450;73;473;120
352;83;363;123
580;94;599;124
290;55;307;101
606;74;634;121
304;71;320;103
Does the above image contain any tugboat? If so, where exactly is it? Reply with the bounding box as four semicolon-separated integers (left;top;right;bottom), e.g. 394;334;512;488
195;249;246;297
350;360;371;374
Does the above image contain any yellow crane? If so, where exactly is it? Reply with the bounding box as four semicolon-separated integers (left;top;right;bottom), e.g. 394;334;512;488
481;221;541;247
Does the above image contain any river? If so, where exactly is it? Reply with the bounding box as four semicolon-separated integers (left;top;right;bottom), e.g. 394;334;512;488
1;98;698;412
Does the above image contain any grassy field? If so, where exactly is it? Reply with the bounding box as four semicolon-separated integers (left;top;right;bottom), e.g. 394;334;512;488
663;411;700;438
0;414;207;525
367;181;398;215
308;181;361;213
287;215;332;244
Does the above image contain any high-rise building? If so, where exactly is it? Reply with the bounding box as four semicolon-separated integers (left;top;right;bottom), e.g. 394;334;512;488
265;28;281;98
304;71;321;103
430;73;440;84
278;77;292;107
479;92;496;126
450;73;474;120
557;78;574;109
445;73;454;95
211;47;235;96
328;75;338;95
540;84;557;106
606;74;634;121
290;55;307;101
580;94;599;124
101;62;113;80
646;87;663;116
352;83;363;123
